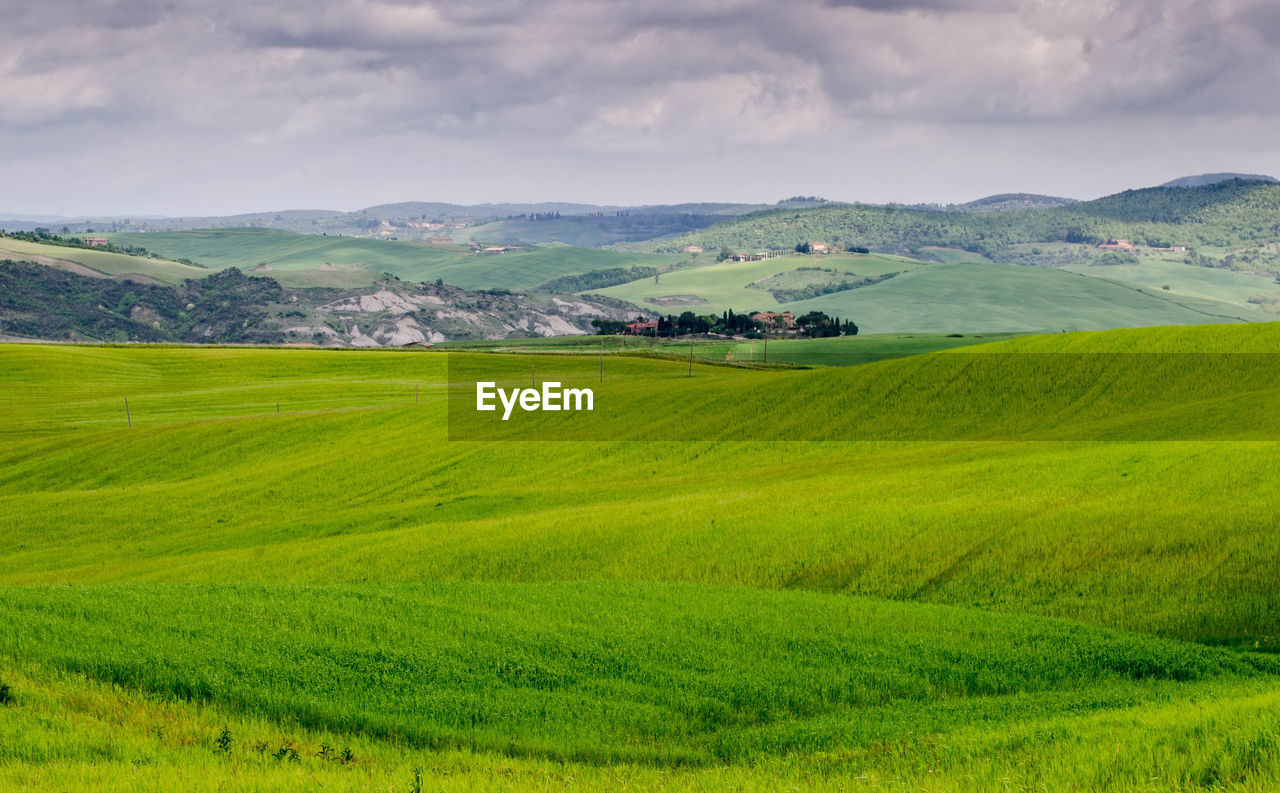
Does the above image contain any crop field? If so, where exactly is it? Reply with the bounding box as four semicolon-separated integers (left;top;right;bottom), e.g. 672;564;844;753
594;258;1270;333
1061;257;1280;311
591;251;917;314
0;237;208;285
436;332;1028;366
3;324;1280;791
102;229;684;290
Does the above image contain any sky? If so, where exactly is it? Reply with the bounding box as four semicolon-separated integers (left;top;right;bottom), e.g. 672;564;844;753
3;0;1279;217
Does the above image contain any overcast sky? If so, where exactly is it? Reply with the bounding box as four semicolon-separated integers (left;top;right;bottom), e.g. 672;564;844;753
4;0;1279;216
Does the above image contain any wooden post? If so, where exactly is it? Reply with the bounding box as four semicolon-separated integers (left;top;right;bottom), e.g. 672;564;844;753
276;401;280;414
600;338;604;382
416;384;419;403
763;333;768;363
125;396;131;427
532;365;535;388
688;338;693;377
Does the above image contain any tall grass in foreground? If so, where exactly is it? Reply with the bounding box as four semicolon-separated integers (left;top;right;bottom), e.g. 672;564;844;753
3;635;1280;791
1;582;1275;765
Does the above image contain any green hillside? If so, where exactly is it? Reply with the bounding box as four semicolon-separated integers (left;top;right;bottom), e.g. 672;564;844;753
627;181;1280;272
591;251;913;314
104;229;685;289
0;236;207;285
2;583;1272;768
4;324;1280;790
453;212;730;247
1060;256;1280;312
594;258;1267;332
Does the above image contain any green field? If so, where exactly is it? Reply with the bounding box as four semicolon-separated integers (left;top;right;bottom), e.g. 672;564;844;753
0;237;208;285
102;229;684;290
436;331;1028;366
1061;256;1280;312
594;258;1269;333
592;251;916;314
4;325;1280;790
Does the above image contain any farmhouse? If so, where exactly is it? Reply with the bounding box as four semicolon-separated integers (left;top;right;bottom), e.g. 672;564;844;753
427;237;454;244
751;311;795;330
683;245;704;254
626;320;658;334
807;241;830;254
1098;239;1136;251
82;237;109;247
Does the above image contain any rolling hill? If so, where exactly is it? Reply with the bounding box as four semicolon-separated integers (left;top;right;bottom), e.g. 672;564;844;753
0;259;640;345
0;235;207;285
952;192;1079;211
4;323;1280;789
591;254;1269;332
102;228;687;289
1160;172;1278;188
624;181;1280;274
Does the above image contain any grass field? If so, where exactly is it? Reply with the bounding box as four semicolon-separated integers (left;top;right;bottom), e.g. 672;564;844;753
0;237;208;285
1062;257;1280;312
592;251;917;314
435;331;1028;366
594;258;1270;333
102;229;684;289
4;324;1280;790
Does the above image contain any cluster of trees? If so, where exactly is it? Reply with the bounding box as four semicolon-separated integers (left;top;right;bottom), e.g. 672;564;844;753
592;309;857;338
792;241;868;255
794;311;858;337
536;266;658;293
777;196;831;205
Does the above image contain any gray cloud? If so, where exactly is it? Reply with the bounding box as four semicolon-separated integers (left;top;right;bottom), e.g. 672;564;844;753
2;0;1278;215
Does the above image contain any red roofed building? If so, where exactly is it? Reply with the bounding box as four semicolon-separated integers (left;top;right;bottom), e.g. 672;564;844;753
751;311;795;330
1097;239;1136;251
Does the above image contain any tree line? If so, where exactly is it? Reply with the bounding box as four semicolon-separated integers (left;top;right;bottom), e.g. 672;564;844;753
592;309;857;338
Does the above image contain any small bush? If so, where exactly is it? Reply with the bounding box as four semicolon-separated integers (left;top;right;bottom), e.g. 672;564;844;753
0;682;13;705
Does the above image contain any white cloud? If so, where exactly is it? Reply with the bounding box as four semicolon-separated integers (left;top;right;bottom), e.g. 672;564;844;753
2;0;1278;214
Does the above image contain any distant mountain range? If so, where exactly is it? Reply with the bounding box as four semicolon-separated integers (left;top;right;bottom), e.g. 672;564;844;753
2;175;1275;245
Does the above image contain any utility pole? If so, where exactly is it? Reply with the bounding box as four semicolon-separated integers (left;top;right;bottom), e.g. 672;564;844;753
763;332;768;363
124;396;131;428
688;338;694;377
532;365;536;388
600;337;604;382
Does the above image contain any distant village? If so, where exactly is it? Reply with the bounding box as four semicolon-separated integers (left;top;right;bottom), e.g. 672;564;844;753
604;307;855;341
